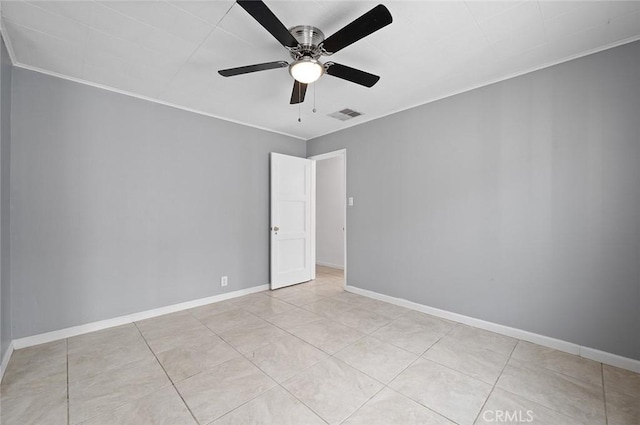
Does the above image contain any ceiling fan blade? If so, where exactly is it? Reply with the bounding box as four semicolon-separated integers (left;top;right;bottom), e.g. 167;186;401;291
321;4;392;54
325;62;380;88
290;81;308;104
218;61;288;77
236;1;299;49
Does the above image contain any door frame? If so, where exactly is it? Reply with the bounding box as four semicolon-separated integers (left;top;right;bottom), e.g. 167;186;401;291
308;149;347;288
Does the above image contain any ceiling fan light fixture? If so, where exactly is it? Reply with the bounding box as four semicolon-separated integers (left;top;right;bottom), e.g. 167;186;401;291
289;57;324;84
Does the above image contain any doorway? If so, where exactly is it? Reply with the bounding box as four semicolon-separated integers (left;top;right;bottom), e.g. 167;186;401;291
268;150;346;290
309;149;346;288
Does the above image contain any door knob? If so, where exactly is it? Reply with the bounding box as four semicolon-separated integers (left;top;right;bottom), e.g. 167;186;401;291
272;226;280;231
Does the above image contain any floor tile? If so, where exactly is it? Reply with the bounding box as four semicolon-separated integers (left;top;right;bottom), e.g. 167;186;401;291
230;292;268;307
212;386;326;425
389;358;492;425
0;386;68;425
329;291;372;307
198;308;266;334
266;284;310;299
78;386;196;425
4;340;67;367
355;298;410;319
335;336;417;384
603;364;640;398
402;311;456;333
175;357;276;425
135;310;200;334
234;295;297;319
67;326;147;382
275;290;327;307
370;316;447;355
496;359;606;425
219;322;289;354
511;341;602;387
247;334;328;382
286;317;365;354
475;388;585;425
136;312;211;353
69;335;155;382
606;389;640;425
264;307;324;331
140;323;214;355
69;356;171;424
189;300;239;322
305;284;345;297
283;357;384;425
424;336;510;384
68;324;141;353
303;298;354;319
1;350;67;398
446;324;517;356
331;307;392;334
603;366;640;425
155;333;240;382
343;387;454;425
299;279;332;289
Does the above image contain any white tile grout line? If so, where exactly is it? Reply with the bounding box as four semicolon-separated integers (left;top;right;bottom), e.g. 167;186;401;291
132;321;202;425
182;306;331;425
337;323;460;425
147;279;369;424
470;341;519;425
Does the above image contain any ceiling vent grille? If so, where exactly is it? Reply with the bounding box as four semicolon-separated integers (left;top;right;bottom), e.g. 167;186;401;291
328;108;363;121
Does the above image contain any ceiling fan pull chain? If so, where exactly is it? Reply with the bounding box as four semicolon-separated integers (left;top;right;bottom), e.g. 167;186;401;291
313;83;317;113
298;101;301;123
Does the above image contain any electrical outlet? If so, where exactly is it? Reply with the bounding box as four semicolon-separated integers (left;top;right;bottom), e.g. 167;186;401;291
221;276;228;287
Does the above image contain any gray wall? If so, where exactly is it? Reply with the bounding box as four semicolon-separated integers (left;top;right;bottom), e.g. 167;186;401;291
316;155;344;268
308;41;640;360
10;68;305;338
1;35;12;364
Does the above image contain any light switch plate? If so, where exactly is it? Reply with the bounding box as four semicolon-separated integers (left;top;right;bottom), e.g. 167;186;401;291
348;197;354;206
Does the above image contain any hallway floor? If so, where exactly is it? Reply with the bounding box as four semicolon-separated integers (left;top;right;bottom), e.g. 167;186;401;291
1;266;638;425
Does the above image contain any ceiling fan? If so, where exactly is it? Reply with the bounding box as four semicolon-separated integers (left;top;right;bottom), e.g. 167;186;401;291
218;1;393;104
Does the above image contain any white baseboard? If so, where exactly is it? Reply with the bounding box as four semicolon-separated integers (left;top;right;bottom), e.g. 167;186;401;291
12;284;269;350
580;346;640;374
346;285;640;373
316;261;344;270
1;340;15;383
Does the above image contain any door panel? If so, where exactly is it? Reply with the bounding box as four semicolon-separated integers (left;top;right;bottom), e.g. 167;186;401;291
270;153;313;289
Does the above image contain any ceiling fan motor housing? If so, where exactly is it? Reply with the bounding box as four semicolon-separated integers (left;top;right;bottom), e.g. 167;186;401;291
289;25;325;59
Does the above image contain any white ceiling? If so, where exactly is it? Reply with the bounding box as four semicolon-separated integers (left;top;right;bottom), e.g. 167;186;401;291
1;1;639;140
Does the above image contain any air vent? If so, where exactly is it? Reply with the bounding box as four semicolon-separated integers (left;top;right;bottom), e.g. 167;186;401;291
328;108;364;121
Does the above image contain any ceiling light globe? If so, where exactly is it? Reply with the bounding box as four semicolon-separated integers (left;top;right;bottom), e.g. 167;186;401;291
290;58;324;84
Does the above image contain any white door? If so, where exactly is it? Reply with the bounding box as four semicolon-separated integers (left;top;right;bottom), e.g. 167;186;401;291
270;153;314;289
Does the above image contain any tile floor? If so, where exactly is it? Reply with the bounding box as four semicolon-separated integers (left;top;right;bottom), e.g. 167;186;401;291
1;266;639;425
